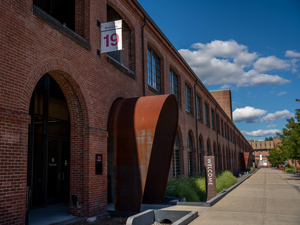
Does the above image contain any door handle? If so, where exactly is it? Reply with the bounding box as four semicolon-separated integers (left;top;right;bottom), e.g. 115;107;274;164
58;172;65;181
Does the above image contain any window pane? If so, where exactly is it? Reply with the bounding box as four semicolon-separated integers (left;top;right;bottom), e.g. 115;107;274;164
188;133;193;176
185;84;191;113
172;133;181;178
170;70;178;101
205;104;209;125
196;95;201;120
211;110;214;129
147;48;161;91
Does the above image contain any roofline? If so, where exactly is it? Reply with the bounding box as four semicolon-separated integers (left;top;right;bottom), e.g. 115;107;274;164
131;0;251;149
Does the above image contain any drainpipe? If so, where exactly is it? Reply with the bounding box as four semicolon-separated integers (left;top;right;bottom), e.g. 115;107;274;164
234;128;237;173
194;80;199;173
142;16;147;96
227;119;231;171
215;106;218;171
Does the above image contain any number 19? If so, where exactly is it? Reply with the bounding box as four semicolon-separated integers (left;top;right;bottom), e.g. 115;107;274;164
104;33;119;47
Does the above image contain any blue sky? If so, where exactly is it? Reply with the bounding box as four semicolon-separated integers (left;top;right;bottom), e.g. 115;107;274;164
138;0;300;141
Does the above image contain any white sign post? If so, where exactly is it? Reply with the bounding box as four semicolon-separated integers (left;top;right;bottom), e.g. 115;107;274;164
101;20;122;53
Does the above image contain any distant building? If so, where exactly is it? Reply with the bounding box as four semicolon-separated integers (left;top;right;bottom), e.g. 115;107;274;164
248;139;281;167
249;139;300;168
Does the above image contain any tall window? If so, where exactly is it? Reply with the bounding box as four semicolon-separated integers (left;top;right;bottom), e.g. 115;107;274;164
207;139;211;155
33;0;75;31
170;69;178;101
198;137;204;173
147;47;161;91
185;84;192;113
107;6;132;68
205;103;209;126
216;114;219;133
221;119;224;136
196;95;202;121
218;146;222;171
172;132;181;178
187;132;194;176
211;109;215;130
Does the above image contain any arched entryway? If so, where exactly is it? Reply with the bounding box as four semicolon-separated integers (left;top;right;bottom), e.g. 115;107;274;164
27;74;70;206
27;74;71;218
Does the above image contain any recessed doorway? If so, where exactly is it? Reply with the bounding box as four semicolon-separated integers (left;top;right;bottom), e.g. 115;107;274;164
27;74;70;215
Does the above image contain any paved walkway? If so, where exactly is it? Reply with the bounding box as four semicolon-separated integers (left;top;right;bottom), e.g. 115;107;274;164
162;168;300;225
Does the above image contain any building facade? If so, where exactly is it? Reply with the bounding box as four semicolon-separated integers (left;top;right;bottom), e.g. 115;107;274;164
249;140;274;167
0;0;253;224
249;139;300;168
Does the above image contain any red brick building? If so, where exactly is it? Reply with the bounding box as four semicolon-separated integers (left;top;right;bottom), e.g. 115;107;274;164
0;0;253;224
249;139;300;168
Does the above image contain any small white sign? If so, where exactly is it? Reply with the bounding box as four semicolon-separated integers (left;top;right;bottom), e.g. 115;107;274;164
101;20;122;53
260;154;262;160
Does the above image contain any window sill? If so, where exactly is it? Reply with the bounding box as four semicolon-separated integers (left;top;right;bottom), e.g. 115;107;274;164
197;118;203;124
148;86;161;95
107;55;136;80
186;111;194;118
32;5;91;50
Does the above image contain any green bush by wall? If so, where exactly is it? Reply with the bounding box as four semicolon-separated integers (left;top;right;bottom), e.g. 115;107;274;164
166;171;237;202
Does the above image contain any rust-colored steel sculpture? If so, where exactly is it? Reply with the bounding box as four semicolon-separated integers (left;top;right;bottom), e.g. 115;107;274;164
240;152;250;171
109;95;178;212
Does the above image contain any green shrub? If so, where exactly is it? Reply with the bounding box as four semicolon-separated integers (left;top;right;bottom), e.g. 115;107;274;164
216;171;237;193
285;168;294;173
165;177;202;202
166;171;237;202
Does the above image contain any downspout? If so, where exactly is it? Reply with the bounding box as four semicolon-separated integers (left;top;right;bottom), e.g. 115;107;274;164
227;119;230;171
234;128;237;173
142;16;147;96
194;80;199;173
215;106;218;171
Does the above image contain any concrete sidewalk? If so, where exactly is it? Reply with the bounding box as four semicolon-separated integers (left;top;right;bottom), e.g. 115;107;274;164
162;168;300;225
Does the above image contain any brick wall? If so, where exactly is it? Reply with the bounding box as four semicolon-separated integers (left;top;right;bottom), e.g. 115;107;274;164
0;0;253;223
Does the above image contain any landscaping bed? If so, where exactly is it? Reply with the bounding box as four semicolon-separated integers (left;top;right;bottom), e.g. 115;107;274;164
165;171;238;202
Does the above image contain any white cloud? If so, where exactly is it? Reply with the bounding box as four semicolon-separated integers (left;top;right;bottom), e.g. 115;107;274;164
266;124;278;128
290;58;300;73
285;50;300;58
220;84;231;89
247;72;290;87
242;129;281;137
253;56;290;72
233;106;267;122
277;91;287;96
179;40;291;87
260;110;294;123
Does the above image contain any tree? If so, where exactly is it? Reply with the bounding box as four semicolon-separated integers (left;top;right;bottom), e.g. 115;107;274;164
278;99;300;162
267;148;287;166
265;136;274;141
